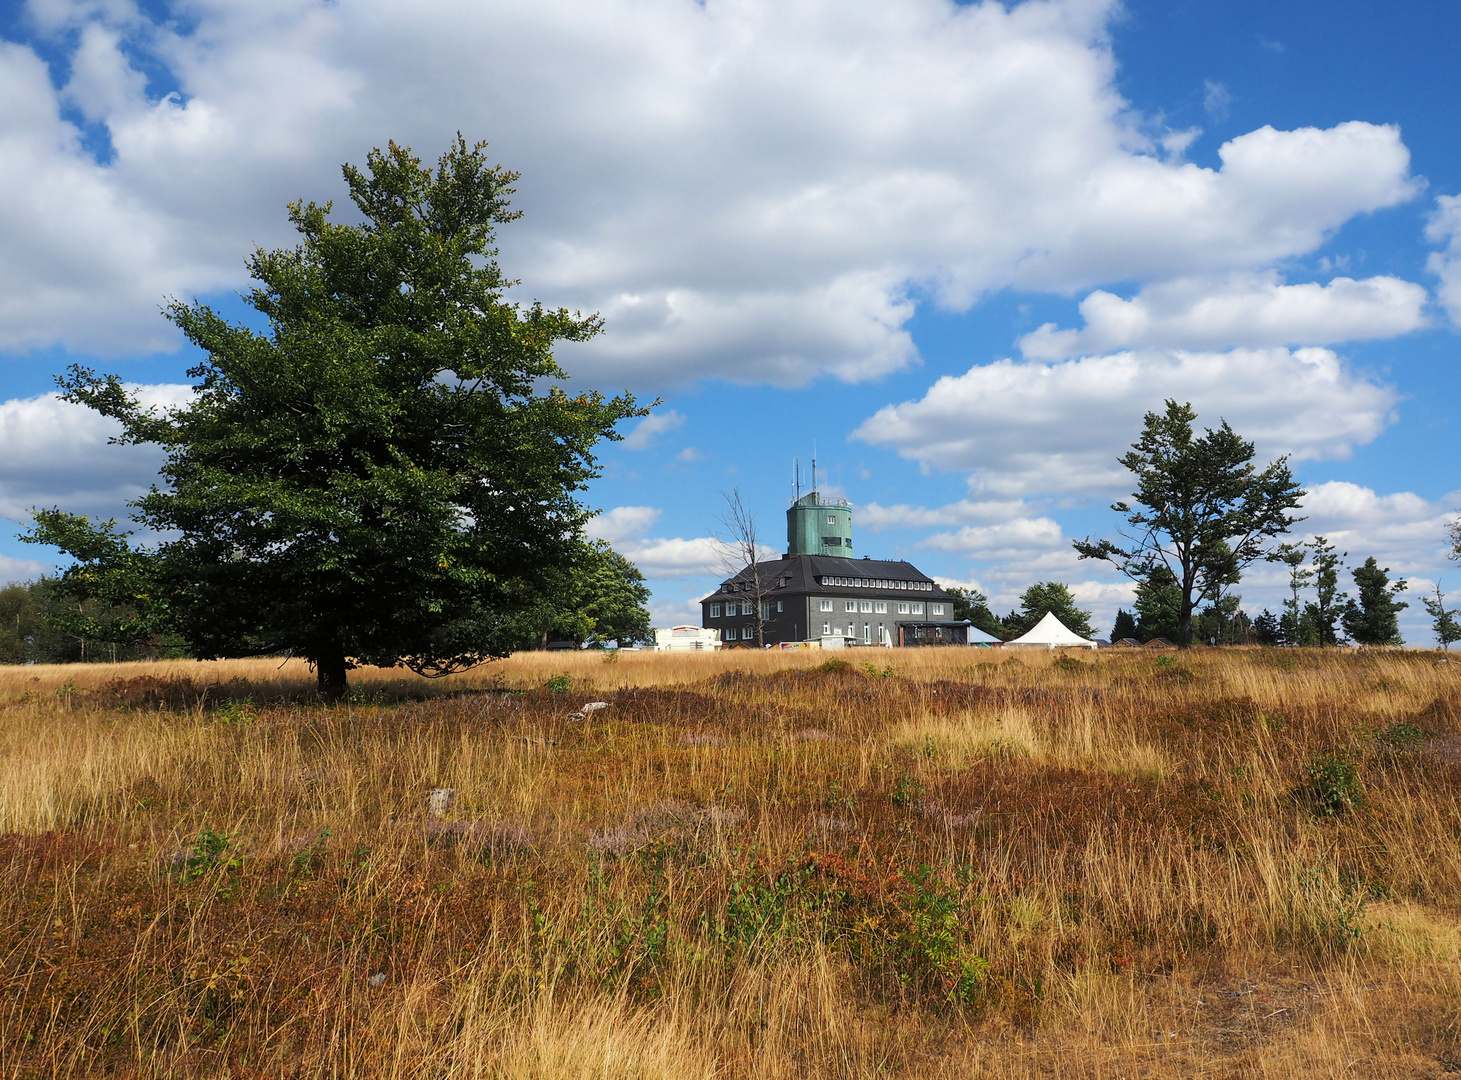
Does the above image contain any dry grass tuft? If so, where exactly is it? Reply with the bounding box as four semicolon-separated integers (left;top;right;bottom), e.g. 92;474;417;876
891;708;1041;767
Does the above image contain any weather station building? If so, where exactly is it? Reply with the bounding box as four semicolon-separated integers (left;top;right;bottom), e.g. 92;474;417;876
701;486;970;647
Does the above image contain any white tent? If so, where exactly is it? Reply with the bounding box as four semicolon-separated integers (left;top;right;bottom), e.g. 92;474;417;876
1004;611;1097;650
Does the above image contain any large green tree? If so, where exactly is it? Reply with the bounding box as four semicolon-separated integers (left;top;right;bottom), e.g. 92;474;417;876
1074;400;1305;648
1132;564;1181;642
1341;557;1407;646
25;138;641;696
504;539;652;650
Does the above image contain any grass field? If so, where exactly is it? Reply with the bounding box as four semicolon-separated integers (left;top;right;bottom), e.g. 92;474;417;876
2;646;1460;1077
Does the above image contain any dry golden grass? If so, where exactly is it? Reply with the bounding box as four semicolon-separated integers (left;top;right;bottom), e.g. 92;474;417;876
2;646;1460;1077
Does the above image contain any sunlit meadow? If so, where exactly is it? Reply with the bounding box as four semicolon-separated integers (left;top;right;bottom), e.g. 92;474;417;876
2;646;1459;1077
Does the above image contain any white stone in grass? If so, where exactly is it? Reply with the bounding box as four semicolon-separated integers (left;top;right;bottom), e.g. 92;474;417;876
426;788;455;818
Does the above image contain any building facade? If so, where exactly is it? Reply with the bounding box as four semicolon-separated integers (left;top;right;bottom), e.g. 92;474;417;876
700;491;961;646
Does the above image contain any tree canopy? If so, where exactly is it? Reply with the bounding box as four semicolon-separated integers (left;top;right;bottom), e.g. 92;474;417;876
503;539;652;650
1342;557;1407;646
25;137;643;695
1074;400;1305;648
945;586;1006;640
1132;564;1181;643
1110;608;1138;642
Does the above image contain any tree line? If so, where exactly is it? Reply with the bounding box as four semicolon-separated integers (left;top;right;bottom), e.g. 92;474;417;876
0;541;653;667
943;400;1457;649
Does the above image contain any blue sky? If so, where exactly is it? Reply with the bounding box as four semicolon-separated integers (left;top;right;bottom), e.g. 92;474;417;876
0;0;1457;642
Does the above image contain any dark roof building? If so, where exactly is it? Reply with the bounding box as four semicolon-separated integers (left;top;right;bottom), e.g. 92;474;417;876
701;491;962;647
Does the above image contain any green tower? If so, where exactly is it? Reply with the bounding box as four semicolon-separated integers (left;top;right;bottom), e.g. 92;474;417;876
787;492;852;557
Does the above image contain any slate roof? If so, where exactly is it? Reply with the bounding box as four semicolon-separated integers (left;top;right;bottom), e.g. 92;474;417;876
702;553;950;603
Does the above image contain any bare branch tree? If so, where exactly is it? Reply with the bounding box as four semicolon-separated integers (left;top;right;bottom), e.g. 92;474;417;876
716;488;768;648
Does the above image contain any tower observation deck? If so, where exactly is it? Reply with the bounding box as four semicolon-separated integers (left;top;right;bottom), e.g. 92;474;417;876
787;491;852;557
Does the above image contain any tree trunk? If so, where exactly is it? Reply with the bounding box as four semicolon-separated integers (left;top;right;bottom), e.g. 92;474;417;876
1177;594;1194;649
316;649;349;700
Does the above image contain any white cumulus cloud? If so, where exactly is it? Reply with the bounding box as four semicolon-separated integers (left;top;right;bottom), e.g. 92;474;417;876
1426;193;1461;326
0;383;192;525
585;504;721;578
859;497;1034;531
0;0;1423;386
620;409;686;450
853;346;1397;496
1018;273;1428;359
1298;481;1459;566
919;516;1066;556
0;552;52;584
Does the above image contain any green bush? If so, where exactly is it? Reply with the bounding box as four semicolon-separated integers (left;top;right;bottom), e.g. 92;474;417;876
1303;756;1363;816
178;828;240;881
1373;720;1424;758
891;770;923;808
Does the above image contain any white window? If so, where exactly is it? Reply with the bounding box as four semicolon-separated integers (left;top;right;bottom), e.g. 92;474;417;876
761;601;771;619
742;601;752;615
827;515;836;525
898;602;909;614
845;600;856;612
710;603;721;617
874;601;887;613
776;600;783;613
912;602;924;615
822;621;831;634
863;623;871;643
743;627;754;640
931;603;946;616
819;599;833;611
859;600;872;613
847;622;855;636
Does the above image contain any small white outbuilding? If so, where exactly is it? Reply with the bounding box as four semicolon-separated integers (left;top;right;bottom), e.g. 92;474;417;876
654;625;722;651
1004;611;1098;650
